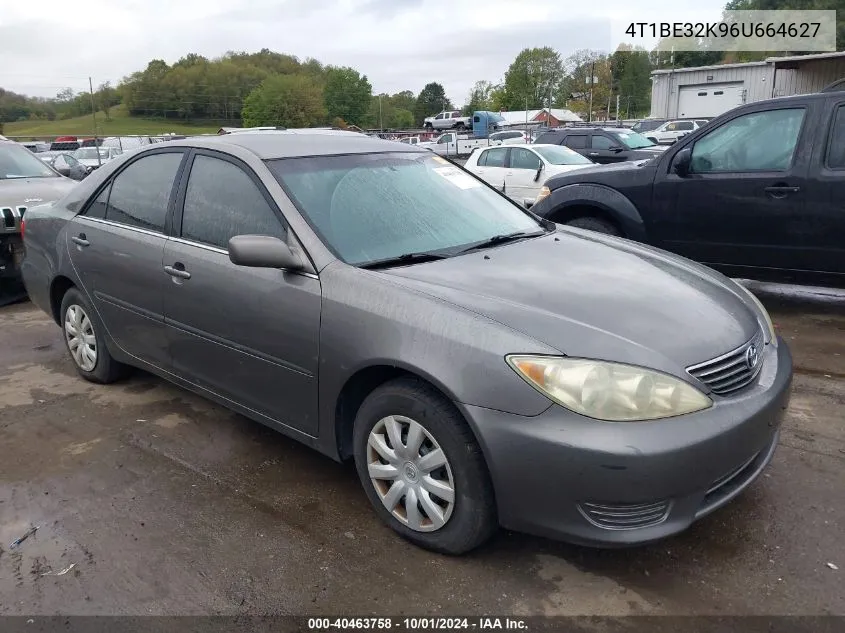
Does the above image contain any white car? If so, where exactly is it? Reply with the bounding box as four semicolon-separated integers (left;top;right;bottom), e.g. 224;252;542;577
72;146;121;169
646;120;703;145
489;130;531;145
464;143;594;207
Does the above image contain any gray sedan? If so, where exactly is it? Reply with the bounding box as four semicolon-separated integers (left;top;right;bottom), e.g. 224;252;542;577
21;131;793;554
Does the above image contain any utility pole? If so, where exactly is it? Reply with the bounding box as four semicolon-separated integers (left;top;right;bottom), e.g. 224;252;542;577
88;77;101;167
616;94;620;122
378;95;383;130
588;61;595;122
606;59;612;122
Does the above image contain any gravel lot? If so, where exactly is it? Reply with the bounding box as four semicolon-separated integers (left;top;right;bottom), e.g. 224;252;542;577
1;283;843;616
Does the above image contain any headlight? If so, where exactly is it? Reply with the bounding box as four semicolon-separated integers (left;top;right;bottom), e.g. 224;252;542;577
733;282;777;347
535;186;551;204
506;356;712;421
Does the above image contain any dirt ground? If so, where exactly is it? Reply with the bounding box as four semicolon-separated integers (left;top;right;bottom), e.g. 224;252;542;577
0;282;843;616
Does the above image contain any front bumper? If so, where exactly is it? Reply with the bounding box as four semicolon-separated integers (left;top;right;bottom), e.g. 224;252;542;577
460;338;792;547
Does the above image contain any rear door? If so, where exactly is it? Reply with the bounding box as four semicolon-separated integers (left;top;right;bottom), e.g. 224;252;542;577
66;149;186;369
562;133;590;159
471;147;509;191
803;98;845;276
651;102;812;272
163;150;321;435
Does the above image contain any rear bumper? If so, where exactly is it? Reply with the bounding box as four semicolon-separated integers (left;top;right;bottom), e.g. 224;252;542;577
459;339;793;547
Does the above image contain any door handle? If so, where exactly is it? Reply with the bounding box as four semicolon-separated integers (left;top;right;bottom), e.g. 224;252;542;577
71;234;89;247
764;185;801;198
588;152;599;156
164;264;191;280
505;171;514;176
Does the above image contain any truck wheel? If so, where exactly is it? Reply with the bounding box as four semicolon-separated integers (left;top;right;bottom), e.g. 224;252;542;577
424;123;433;130
353;377;497;555
566;217;621;236
455;122;466;131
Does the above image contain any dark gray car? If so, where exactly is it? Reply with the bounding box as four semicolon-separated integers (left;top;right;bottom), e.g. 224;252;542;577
21;131;793;554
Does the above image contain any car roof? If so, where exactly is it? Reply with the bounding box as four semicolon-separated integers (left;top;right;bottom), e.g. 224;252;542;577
166;130;426;160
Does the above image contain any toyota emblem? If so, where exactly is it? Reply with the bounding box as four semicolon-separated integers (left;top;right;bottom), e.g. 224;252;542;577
745;345;759;370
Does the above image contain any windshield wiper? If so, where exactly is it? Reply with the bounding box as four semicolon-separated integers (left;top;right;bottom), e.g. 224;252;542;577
359;252;450;270
457;230;547;254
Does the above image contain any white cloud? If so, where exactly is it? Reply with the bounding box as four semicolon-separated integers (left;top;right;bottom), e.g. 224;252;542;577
0;0;725;104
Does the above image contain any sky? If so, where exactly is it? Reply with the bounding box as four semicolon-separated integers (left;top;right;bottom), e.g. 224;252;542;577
0;0;726;105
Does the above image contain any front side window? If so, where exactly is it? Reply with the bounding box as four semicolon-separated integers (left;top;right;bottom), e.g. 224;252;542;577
826;105;845;169
181;155;285;250
590;135;614;150
665;123;678;131
435;113;444;120
509;148;541;170
268;152;542;266
614;131;656;149
105;152;183;232
691;108;805;173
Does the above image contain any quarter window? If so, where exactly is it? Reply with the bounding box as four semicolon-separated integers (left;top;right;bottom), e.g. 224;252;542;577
105;152;183;232
826;105;845;169
85;184;110;219
690;108;805;173
181;155;285;250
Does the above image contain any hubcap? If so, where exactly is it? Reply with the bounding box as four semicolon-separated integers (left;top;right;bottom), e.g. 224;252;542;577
64;304;97;372
367;415;455;532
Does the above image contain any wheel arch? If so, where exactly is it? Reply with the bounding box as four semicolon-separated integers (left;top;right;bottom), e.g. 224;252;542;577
49;275;77;325
540;184;648;242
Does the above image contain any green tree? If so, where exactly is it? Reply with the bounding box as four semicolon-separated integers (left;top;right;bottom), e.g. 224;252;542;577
502;47;563;111
559;49;610;120
611;46;653;118
323;66;372;127
415;82;452;125
463;80;495;114
242;74;326;127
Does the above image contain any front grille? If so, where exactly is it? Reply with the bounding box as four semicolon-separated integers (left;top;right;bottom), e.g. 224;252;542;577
578;500;670;530
687;330;765;395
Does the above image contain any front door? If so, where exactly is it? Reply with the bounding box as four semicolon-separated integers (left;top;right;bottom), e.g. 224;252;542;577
587;133;627;163
163;151;321;435
66;150;185;368
505;147;543;205
804;99;845;277
651;104;811;272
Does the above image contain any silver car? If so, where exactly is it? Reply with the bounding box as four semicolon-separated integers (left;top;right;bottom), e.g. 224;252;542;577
21;131;793;554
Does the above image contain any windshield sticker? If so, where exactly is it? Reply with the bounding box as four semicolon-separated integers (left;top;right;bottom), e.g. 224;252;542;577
432;166;481;190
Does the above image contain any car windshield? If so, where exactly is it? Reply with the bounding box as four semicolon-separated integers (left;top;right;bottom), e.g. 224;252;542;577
73;148;107;159
613;130;657;149
268;152;544;266
0;144;59;179
533;145;593;165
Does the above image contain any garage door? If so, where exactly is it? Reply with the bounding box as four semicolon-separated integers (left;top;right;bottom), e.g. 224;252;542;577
677;84;745;118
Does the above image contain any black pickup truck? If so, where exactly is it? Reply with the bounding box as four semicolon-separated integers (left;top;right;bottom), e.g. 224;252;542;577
531;89;845;287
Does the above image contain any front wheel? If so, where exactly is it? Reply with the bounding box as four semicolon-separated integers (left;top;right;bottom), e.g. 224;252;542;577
353;378;497;554
424;123;433;130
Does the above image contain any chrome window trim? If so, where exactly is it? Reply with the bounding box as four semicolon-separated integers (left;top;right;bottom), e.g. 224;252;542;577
79;216;164;238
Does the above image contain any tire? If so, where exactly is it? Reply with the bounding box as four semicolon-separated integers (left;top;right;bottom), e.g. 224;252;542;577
455;122;466;131
353;377;497;555
565;216;621;236
424;123;433;130
60;287;129;384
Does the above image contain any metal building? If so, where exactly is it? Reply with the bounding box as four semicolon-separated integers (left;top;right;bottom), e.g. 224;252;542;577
649;51;845;119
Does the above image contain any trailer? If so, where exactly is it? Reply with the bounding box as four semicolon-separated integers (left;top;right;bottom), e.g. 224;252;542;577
418;132;495;157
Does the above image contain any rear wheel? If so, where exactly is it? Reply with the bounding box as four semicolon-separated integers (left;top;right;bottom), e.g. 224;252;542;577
455;122;466;131
60;287;129;384
565;216;621;236
353;378;497;554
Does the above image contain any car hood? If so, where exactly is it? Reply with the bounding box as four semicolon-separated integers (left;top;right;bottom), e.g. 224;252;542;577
545;159;656;188
380;230;760;377
0;177;76;207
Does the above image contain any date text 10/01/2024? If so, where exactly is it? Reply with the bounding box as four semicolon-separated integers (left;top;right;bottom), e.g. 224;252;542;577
307;618;528;630
625;21;822;39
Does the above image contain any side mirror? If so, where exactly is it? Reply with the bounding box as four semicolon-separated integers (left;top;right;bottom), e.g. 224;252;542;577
672;147;692;177
533;162;544;182
228;235;303;270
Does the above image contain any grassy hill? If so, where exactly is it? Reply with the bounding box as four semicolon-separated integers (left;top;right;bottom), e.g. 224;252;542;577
3;106;221;138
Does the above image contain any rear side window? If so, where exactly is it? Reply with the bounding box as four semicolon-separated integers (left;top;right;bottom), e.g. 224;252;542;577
826;105;845;169
564;134;588;149
479;147;508;167
105;152;183;232
180;155;285;250
676;121;695;130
